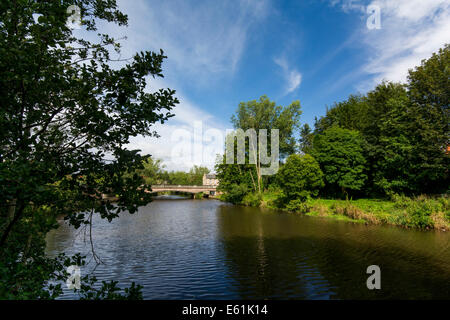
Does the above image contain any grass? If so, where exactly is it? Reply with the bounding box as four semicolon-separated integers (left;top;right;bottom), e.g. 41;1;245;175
258;191;450;231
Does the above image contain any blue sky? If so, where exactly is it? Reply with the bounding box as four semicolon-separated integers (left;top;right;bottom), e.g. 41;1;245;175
81;0;450;171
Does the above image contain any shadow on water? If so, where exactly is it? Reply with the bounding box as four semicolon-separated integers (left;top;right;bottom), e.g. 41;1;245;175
46;199;450;299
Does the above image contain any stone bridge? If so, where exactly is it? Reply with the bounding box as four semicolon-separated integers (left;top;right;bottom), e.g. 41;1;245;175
148;185;218;195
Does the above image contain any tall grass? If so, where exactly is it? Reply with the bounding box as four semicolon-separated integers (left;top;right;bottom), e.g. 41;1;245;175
391;194;449;230
242;190;450;231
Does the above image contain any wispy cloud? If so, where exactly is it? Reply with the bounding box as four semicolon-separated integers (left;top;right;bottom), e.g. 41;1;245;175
329;0;366;13
78;0;271;170
329;0;450;90
274;56;302;95
112;0;269;85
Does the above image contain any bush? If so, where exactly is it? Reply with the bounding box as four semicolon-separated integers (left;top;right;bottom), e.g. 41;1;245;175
277;154;324;203
404;201;434;229
285;199;311;213
437;197;450;221
222;183;249;204
392;194;449;229
242;193;262;207
194;192;204;199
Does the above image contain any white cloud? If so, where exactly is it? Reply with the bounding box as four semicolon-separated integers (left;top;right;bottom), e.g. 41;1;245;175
112;0;269;84
274;57;302;94
330;0;450;89
330;0;366;13
126;93;227;172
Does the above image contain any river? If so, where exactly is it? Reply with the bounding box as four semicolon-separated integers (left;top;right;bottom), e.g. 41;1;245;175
46;197;450;299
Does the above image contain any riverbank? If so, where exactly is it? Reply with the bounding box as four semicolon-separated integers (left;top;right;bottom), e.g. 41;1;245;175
220;191;450;231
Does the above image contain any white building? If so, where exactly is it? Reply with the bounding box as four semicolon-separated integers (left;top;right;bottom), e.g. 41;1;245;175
203;174;219;186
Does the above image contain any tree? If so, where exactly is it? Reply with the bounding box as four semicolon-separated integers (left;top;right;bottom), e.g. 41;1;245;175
132;157;166;185
231;95;302;157
0;0;178;299
312;76;449;195
229;95;302;192
188;165;210;185
215;152;256;204
371;91;414;194
314;94;368;134
299;123;314;154
405;44;449;193
312;127;367;197
166;171;190;185
363;82;413;195
277;154;324;202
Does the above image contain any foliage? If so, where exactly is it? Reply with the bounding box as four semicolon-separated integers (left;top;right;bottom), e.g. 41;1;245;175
314;94;368;134
0;0;178;299
188;165;210;185
312;127;367;197
405;44;450;194
163;165;210;185
215;150;258;199
392;195;450;229
277;154;324;203
285;199;311;213
304;196;450;230
194;192;204;199
313;45;449;196
220;183;250;205
299;123;314;154
231;95;302;158
229;95;302;192
242;192;262;207
124;157;166;185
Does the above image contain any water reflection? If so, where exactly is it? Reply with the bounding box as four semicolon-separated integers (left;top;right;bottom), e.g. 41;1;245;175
216;205;450;299
46;199;450;299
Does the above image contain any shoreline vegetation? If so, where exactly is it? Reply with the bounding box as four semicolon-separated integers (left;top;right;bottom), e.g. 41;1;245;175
218;191;450;231
215;45;449;233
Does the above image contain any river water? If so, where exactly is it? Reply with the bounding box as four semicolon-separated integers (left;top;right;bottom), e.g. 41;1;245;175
46;197;450;299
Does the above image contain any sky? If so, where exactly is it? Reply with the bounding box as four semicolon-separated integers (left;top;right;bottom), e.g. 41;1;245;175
76;0;450;171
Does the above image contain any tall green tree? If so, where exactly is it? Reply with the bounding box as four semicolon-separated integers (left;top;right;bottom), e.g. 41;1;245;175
299;123;314;154
370;91;414;194
363;82;413;194
0;0;178;298
229;95;302;192
312;127;367;197
314;94;368;134
231;95;302;157
313;69;449;196
405;44;449;193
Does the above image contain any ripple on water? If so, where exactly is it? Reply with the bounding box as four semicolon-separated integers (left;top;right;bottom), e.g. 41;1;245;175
46;199;450;300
